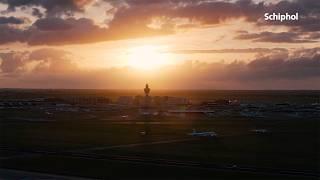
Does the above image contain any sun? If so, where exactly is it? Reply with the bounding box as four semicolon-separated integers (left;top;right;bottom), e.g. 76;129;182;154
127;45;171;70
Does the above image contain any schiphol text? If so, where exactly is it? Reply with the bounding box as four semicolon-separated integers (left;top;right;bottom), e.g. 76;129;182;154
264;12;299;22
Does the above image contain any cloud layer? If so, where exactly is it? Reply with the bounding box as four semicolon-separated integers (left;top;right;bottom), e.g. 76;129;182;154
0;0;319;89
0;0;95;16
0;0;318;45
1;48;319;89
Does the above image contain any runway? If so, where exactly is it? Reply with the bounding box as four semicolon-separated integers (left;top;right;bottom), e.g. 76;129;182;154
74;138;195;152
1;146;319;179
0;168;95;180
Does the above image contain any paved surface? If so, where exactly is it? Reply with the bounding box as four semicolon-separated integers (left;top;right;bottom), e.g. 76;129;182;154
0;153;41;160
73;138;195;152
1;144;319;179
0;168;95;180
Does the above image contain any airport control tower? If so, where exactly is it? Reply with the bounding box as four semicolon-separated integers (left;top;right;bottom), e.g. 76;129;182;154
144;84;151;108
144;84;150;97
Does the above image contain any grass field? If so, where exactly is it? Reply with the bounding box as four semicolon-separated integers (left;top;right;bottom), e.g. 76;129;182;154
0;107;319;179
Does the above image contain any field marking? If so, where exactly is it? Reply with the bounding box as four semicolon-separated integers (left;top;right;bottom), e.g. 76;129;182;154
73;138;195;152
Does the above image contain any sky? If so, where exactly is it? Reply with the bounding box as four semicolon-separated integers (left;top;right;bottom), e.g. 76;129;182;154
0;0;319;89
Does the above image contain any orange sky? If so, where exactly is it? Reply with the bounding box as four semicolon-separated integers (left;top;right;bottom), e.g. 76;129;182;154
0;0;319;89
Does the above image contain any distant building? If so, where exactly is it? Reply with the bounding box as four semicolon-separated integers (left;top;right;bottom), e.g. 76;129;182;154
201;99;240;109
133;95;144;106
117;96;134;105
115;84;190;112
166;96;189;106
68;96;111;105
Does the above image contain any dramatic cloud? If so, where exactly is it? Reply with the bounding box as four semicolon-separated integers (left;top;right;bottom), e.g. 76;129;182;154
0;25;26;44
0;16;24;24
159;48;320;89
235;31;319;43
162;48;320;85
170;48;288;54
112;0;320;29
33;17;73;31
0;51;28;74
229;48;320;80
1;48;319;89
107;0;320;44
0;0;318;45
0;18;105;45
27;17;107;45
0;0;95;17
261;0;320;32
31;8;44;18
0;48;74;75
109;0;265;29
0;15;172;45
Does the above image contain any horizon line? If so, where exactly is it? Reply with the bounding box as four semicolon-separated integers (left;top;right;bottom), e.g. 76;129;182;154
1;88;320;91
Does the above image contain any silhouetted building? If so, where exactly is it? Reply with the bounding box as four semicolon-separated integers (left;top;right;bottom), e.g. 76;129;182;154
117;96;133;105
144;84;150;97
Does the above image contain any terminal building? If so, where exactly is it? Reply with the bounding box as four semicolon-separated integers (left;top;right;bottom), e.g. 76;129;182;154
116;84;190;108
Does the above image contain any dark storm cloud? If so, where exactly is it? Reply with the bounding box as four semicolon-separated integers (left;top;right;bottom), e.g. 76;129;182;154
0;16;24;24
235;31;318;43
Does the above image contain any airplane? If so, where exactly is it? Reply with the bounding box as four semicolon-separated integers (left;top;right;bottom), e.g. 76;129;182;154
188;129;217;137
251;129;269;134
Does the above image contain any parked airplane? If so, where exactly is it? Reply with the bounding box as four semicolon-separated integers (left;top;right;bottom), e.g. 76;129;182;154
188;129;217;137
251;129;269;134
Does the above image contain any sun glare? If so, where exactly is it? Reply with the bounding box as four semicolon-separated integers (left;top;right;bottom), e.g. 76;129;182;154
127;45;171;70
